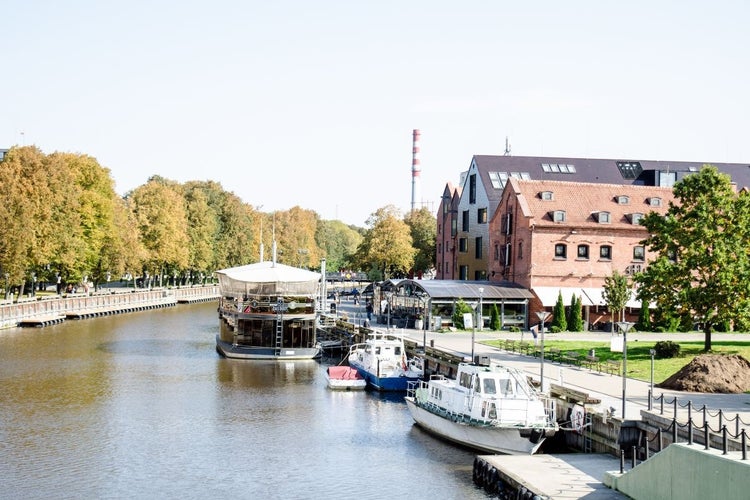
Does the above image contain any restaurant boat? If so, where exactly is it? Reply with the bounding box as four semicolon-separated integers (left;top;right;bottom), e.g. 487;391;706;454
347;332;423;391
215;261;322;360
405;359;557;454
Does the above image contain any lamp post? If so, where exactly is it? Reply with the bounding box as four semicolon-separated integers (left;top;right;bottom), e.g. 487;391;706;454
478;287;484;331
471;301;477;363
385;291;393;330
649;348;656;410
535;311;551;392
616;321;634;419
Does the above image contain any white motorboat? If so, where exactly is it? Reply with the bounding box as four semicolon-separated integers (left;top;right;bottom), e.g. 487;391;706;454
405;359;557;454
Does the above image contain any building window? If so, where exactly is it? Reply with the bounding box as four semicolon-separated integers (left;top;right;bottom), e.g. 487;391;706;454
649;197;662;207
459;265;468;280
617;195;630;205
503;212;513;235
597;211;611;223
630;213;644;225
469;174;476;204
600;245;612;260
478;207;487;224
552;210;566;223
616;161;643;179
518;241;523;260
474;270;487;280
459;238;468;253
494;244;499;261
577;244;590;260
633;246;645;261
658;171;677;187
451;218;457;237
554;244;567;259
504;243;511;266
542;163;577;173
462;210;469;231
540;191;554;200
475;237;483;259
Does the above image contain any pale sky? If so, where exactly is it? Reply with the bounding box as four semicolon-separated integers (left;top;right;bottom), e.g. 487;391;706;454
3;1;748;226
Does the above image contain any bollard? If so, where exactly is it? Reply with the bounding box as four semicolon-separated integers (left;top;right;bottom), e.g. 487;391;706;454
704;422;710;450
737;414;740;437
673;398;678;418
719;410;724;431
631;445;637;469
648;389;652;411
687;401;692;423
672;420;678;445
742;430;747;460
688;418;693;445
660;395;664;415
620;449;625;474
722;425;728;455
702;405;708;428
657;428;663;452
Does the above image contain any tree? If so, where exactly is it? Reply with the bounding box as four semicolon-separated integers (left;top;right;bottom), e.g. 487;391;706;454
404;207;437;278
355;205;415;279
636;298;652;332
568;294;583;332
551;291;567;331
274;207;323;269
603;270;631;328
315;220;362;272
451;298;473;329
636;165;750;351
490;303;501;330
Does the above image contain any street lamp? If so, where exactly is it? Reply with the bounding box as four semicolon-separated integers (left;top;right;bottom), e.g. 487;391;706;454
471;300;478;363
616;321;635;419
385;291;393;330
649;348;656;410
477;287;484;331
535;311;551;392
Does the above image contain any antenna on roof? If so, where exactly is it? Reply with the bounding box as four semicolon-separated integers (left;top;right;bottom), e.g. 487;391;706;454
504;136;511;156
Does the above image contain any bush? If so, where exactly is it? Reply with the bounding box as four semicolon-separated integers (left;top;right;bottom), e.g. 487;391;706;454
653;340;681;359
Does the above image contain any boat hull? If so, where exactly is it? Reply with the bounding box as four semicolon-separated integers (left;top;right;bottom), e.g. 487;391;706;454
216;335;320;360
348;359;421;391
404;397;545;455
325;366;367;391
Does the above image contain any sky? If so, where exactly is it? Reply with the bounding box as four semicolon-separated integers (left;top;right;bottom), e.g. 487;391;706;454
2;1;749;226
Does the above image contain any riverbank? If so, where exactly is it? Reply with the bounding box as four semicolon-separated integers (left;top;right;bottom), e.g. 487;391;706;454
0;284;219;329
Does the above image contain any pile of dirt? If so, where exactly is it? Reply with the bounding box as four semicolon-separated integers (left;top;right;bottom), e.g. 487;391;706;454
657;354;750;393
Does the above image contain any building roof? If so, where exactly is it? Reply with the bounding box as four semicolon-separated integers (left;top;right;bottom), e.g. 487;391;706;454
502;178;676;229
398;279;533;301
472;155;750;190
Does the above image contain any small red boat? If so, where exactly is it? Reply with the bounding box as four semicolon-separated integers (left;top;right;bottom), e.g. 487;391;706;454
325;365;366;391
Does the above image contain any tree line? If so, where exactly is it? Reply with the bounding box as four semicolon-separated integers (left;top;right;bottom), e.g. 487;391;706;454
0;146;435;295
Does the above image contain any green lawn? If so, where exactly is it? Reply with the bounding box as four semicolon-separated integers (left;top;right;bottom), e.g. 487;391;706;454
483;339;750;384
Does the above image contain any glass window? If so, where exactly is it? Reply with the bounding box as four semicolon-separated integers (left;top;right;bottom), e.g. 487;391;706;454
469;174;476;204
598;211;611;223
482;378;496;395
617;195;630;205
633;246;645;261
630;213;644;225
553;210;566;222
462;210;469;231
541;191;554;200
600;245;612;260
555;244;567;259
649;197;662;207
577;245;589;259
475;237;483;259
459;238;468;252
478;208;487;224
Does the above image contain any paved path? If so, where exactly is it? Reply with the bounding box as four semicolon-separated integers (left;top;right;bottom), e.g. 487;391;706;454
335;298;750;428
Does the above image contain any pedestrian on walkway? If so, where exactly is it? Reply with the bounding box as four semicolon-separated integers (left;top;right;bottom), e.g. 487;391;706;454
366;301;373;321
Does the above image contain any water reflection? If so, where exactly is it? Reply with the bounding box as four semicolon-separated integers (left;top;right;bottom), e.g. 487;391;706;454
0;302;488;499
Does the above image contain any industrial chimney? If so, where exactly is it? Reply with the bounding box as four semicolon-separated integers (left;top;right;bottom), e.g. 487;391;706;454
411;129;421;212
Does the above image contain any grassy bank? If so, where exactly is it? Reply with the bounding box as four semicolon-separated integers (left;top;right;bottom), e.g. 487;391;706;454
483;339;750;384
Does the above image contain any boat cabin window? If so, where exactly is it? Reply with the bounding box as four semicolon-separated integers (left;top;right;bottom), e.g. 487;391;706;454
460;372;472;388
488;403;497;419
482;378;497;395
499;378;513;396
474;377;481;393
375;347;381;355
394;346;402;355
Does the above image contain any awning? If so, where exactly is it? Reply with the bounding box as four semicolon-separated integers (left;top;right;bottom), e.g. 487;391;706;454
533;286;641;308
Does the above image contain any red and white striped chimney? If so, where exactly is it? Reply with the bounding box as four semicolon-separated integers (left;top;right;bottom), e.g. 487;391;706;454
411;129;421;212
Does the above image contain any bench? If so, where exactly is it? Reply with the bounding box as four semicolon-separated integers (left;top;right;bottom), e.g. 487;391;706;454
560;351;582;366
581;355;600;371
603;359;621;375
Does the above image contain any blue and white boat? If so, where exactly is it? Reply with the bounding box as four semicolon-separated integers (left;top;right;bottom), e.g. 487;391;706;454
347;332;423;391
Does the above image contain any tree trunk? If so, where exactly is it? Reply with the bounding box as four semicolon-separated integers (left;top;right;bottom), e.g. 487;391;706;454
703;325;712;352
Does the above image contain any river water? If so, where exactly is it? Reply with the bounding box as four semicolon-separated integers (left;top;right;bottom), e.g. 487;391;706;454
0;302;488;499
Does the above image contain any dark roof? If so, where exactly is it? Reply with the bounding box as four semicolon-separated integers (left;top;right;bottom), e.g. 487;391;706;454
398;279;533;301
472;155;750;193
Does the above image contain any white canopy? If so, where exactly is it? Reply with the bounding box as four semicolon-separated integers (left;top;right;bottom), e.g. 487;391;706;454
216;261;321;297
533;286;641;308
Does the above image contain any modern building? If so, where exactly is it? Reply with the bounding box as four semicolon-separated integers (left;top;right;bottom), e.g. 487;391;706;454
436;182;460;280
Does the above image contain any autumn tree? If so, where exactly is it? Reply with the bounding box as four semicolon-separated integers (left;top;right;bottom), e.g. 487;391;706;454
404;207;437;277
355;205;415;280
315;220;362;272
603;270;631;328
636;165;750;351
273;207;323;269
128;176;190;284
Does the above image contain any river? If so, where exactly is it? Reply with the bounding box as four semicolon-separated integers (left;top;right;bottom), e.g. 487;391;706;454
0;301;488;499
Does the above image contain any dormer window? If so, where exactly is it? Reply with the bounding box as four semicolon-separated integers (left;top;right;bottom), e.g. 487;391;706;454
551;210;566;223
629;213;644;225
617;195;630;205
596;211;611;223
649;197;662;207
540;191;554;201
